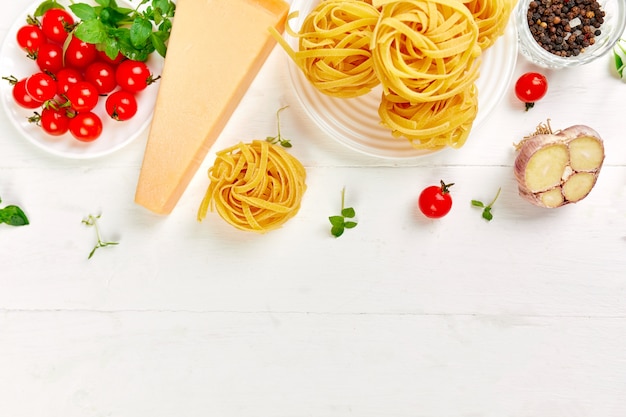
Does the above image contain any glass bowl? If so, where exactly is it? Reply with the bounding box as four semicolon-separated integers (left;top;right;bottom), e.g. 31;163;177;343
516;0;626;68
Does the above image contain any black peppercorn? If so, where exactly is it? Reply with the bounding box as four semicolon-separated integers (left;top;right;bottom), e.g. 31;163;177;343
526;0;606;57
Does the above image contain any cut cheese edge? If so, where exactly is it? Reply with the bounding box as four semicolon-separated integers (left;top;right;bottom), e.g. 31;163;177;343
135;0;289;214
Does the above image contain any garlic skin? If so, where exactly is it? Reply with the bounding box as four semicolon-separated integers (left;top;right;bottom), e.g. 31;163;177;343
514;125;605;208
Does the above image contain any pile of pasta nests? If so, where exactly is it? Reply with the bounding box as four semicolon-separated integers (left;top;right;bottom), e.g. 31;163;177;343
277;0;518;150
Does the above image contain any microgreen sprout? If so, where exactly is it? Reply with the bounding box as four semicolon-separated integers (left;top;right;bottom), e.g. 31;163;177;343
82;214;118;259
266;106;292;148
0;195;29;227
329;187;357;237
471;187;501;221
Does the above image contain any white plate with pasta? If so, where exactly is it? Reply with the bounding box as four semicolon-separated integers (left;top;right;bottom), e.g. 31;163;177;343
283;0;518;159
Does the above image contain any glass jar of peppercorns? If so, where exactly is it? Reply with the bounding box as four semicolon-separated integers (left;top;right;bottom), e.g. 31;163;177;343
517;0;626;68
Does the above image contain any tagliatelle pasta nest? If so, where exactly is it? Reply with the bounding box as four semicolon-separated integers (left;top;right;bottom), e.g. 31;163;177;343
378;83;479;149
371;0;481;103
197;140;307;233
279;0;382;98
463;0;517;50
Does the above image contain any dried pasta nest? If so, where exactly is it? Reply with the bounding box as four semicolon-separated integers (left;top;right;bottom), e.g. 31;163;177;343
290;0;382;98
378;83;478;149
371;0;482;103
197;140;307;233
462;0;516;50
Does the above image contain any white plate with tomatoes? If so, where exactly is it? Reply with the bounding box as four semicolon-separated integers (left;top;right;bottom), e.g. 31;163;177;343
0;0;164;159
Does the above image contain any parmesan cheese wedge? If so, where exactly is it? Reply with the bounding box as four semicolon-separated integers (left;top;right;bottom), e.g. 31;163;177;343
135;0;290;214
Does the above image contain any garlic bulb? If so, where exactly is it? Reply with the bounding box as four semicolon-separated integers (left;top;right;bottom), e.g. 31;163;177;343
514;124;604;208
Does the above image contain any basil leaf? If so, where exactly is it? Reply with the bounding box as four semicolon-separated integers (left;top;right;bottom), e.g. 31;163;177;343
150;32;167;57
130;17;153;48
100;6;132;27
34;0;64;17
74;19;108;44
102;36;121;59
0;206;29;226
69;3;97;20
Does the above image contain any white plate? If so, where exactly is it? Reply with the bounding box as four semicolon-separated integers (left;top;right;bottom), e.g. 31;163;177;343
286;0;518;159
0;0;163;159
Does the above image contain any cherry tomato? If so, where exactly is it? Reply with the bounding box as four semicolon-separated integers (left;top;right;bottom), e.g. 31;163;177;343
40;107;70;136
36;42;64;74
514;72;548;111
55;67;83;95
105;90;138;121
40;8;74;44
84;61;117;94
65;81;99;112
16;24;46;53
25;72;57;102
11;78;43;109
64;36;97;69
418;180;454;219
115;59;153;93
69;111;103;142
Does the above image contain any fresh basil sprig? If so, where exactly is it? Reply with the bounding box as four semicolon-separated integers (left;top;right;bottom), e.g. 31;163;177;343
34;0;175;62
0;196;29;227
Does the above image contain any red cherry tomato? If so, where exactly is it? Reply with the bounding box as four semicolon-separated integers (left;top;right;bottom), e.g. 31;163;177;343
40;107;70;136
418;181;454;219
64;36;97;69
36;42;64;74
55;68;83;95
25;72;57;102
16;24;46;53
105;90;138;121
65;81;99;112
11;78;43;109
115;59;153;93
84;61;117;94
514;72;548;111
40;8;74;44
69;111;103;142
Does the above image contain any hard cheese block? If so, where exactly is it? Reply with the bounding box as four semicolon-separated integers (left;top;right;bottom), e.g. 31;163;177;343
135;0;289;214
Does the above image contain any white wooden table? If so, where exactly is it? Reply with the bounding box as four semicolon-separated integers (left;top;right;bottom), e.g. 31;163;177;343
1;1;625;416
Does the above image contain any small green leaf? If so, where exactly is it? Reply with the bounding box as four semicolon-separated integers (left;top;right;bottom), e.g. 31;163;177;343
482;207;493;221
329;216;344;227
341;207;355;218
154;0;174;15
471;200;484;207
130;17;153;48
102;37;121;59
74;19;108;44
69;3;98;20
34;0;64;17
331;225;344;238
0;205;29;226
150;32;167;57
344;221;357;229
